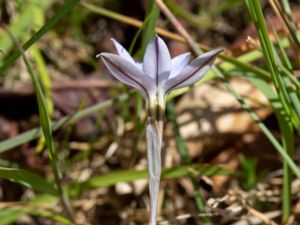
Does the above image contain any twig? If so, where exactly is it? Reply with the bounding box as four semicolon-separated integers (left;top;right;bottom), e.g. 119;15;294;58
155;0;201;55
247;207;279;225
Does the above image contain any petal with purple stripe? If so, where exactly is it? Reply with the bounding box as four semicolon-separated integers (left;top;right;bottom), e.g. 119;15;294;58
143;36;171;87
164;48;223;93
100;53;155;99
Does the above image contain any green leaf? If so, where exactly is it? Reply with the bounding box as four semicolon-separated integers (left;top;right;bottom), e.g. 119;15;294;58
0;167;57;196
141;0;160;54
0;194;60;225
0;209;24;225
0;208;73;225
0;7;34;61
67;164;232;196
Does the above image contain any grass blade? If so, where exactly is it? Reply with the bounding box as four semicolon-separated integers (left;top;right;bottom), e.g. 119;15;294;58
0;208;73;225
0;167;57;196
272;25;300;121
4;26;75;221
67;163;232;197
244;1;296;220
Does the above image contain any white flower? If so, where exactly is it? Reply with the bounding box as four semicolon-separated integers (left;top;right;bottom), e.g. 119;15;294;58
98;35;222;113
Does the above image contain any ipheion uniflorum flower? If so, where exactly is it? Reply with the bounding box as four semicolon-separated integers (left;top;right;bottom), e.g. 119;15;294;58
97;35;222;225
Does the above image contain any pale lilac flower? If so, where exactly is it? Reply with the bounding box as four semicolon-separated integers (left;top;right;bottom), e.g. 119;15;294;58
98;36;222;114
97;35;222;225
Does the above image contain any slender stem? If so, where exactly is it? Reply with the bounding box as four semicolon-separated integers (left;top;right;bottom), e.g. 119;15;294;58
280;121;294;223
146;116;162;225
146;94;165;225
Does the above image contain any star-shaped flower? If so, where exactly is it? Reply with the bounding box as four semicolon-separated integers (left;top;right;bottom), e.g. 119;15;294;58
98;35;222;115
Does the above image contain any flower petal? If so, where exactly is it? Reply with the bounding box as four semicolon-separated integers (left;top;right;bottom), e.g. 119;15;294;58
143;35;171;87
111;38;135;64
164;48;223;93
169;52;191;79
100;53;155;99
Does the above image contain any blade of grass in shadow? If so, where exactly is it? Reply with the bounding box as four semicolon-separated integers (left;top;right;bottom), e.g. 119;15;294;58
0;0;79;74
30;46;54;153
0;167;57;196
0;194;58;225
166;100;212;225
141;0;160;54
278;64;300;95
0;207;73;225
0;93;129;153
128;13;153;54
245;0;295;222
272;26;293;71
4;27;75;222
